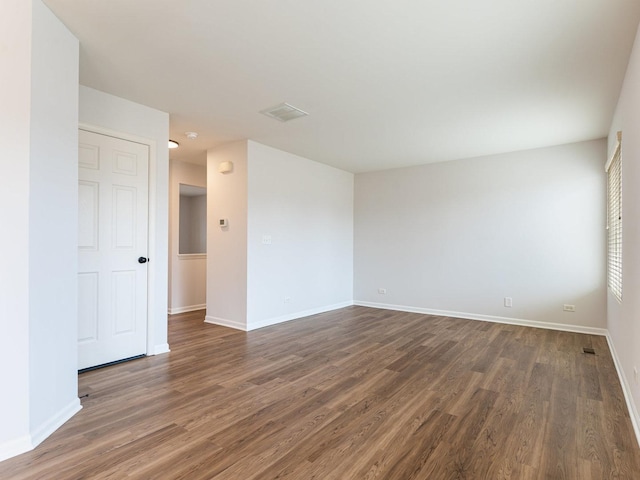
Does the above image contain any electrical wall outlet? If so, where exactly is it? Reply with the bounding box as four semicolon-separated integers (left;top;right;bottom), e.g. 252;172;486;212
504;297;512;308
284;296;291;303
378;288;387;294
563;304;576;312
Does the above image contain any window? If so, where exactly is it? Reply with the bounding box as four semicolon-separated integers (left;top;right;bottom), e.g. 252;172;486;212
606;131;622;301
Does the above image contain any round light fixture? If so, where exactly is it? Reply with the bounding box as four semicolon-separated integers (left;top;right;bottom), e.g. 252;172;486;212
168;140;179;149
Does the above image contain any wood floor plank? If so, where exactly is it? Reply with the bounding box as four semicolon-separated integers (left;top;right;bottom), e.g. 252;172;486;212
1;306;638;479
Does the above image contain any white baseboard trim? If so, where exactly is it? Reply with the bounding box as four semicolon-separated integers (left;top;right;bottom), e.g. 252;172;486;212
0;434;32;463
205;315;246;331
168;304;206;315
605;334;640;448
247;301;354;331
0;398;83;462
204;301;355;332
30;398;82;449
353;301;608;336
150;343;171;355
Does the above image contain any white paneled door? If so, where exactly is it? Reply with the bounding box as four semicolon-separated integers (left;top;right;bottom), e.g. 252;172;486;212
78;129;149;370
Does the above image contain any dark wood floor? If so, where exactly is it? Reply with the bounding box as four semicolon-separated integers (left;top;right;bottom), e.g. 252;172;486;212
1;306;639;479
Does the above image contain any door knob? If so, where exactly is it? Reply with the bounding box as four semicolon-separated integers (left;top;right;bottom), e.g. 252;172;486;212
138;257;148;264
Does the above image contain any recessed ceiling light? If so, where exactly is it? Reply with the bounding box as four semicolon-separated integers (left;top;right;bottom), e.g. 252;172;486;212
168;140;179;149
260;102;309;122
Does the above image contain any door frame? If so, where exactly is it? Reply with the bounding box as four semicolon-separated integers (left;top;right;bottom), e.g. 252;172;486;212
79;123;159;356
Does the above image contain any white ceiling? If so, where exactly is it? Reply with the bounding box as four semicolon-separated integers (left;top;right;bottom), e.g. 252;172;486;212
44;0;640;173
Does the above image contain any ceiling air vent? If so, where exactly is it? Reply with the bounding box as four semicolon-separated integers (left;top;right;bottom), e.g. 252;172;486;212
260;102;309;122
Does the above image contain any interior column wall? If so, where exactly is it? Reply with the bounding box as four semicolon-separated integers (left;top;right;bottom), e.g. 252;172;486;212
206;141;249;329
28;0;81;446
0;0;81;461
0;0;34;461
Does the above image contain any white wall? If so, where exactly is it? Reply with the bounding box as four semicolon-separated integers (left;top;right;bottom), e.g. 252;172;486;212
0;0;80;461
79;86;170;355
0;0;35;461
169;160;207;314
246;141;354;330
206;141;249;329
355;140;607;332
29;0;81;446
205;140;354;330
607;22;640;442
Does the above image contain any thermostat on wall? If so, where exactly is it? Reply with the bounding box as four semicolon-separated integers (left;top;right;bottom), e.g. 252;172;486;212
219;218;228;227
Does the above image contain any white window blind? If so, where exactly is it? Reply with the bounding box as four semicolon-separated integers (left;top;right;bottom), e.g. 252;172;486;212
606;132;622;302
